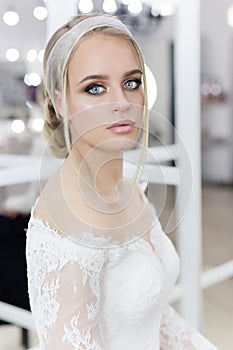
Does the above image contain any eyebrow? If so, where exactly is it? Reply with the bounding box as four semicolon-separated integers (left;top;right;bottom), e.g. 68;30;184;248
77;69;143;85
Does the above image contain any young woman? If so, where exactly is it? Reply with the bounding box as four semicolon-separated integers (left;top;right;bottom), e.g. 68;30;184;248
26;13;218;350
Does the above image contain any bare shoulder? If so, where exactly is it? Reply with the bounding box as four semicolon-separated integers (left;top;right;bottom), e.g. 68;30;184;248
31;166;79;235
33;196;48;222
32;192;64;236
32;175;59;230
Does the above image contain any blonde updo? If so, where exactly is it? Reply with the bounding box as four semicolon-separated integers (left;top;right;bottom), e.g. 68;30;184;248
43;13;148;161
43;14;100;158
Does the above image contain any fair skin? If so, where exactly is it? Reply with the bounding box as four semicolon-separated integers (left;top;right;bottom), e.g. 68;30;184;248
35;33;152;241
67;34;144;200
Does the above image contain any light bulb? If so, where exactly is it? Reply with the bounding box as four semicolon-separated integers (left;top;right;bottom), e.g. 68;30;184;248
11;120;25;134
128;0;143;15
210;83;221;96
5;48;20;62
151;6;160;17
37;49;45;63
201;83;210;96
33;6;48;20
3;10;19;26
31;118;44;132
78;0;94;13
24;73;41;87
27;49;38;63
103;0;117;13
159;3;176;16
121;0;130;5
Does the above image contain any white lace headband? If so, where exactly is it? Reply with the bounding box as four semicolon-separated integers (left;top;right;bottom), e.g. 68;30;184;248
50;16;131;70
44;15;148;171
45;16;133;102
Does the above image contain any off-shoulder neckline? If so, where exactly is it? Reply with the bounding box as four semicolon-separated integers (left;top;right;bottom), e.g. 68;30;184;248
28;180;158;250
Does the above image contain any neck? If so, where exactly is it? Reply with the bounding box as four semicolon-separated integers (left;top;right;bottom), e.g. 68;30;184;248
70;144;124;201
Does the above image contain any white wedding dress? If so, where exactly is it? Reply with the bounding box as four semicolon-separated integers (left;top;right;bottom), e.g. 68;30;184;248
26;182;218;350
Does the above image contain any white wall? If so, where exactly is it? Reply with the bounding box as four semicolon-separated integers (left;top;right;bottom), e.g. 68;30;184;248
201;0;233;183
135;18;174;145
138;0;233;182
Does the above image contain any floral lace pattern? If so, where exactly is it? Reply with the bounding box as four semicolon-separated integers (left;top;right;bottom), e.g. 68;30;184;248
160;305;218;350
63;313;101;350
26;216;106;348
26;183;219;350
86;302;98;322
36;278;60;340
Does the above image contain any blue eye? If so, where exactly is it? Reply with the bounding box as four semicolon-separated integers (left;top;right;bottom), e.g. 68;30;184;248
124;79;141;90
85;84;105;95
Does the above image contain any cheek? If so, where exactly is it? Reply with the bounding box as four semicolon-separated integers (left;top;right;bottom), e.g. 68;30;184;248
67;86;96;116
129;100;144;128
68;95;110;121
67;93;86;116
127;88;144;107
69;105;110;144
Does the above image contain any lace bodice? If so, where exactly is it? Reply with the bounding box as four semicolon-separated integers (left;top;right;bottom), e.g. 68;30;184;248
26;185;218;350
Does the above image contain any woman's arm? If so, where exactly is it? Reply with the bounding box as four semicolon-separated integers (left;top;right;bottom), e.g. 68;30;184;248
160;305;218;350
26;220;105;349
42;261;103;349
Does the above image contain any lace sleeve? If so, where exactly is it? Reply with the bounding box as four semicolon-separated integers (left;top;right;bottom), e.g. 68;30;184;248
160;305;218;350
26;219;105;350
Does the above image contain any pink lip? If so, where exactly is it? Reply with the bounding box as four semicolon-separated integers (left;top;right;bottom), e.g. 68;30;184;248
107;119;136;135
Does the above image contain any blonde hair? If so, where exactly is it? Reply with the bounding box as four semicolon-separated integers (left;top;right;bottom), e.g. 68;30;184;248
43;13;148;181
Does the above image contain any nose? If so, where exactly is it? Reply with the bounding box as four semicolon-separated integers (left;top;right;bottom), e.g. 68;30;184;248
109;89;130;113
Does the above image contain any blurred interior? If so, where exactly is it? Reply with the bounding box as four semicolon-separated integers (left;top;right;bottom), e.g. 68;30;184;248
0;0;232;349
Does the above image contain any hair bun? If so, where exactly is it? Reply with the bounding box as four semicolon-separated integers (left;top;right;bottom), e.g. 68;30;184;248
43;97;68;158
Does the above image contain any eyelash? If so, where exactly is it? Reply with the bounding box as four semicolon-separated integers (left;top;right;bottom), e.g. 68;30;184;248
124;79;142;90
84;79;142;95
85;84;105;95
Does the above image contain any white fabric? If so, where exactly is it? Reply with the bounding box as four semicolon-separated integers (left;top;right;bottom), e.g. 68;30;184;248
26;183;218;350
46;16;133;108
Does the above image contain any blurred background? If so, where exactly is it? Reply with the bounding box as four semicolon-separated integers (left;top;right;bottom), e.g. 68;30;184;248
0;0;232;349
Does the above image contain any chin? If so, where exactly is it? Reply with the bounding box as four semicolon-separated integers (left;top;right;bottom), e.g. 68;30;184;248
97;137;139;153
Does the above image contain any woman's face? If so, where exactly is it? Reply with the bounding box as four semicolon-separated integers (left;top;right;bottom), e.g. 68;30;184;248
66;33;144;153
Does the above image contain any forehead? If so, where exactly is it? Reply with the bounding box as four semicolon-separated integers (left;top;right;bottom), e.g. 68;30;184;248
68;33;141;75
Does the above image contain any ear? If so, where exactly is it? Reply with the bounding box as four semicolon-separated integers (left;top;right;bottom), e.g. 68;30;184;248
55;90;63;116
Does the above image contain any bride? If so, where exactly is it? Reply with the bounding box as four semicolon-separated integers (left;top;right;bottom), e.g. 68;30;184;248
26;13;218;350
